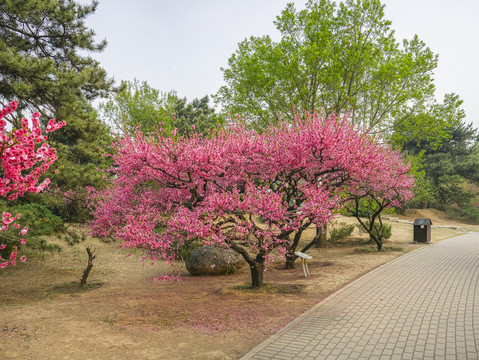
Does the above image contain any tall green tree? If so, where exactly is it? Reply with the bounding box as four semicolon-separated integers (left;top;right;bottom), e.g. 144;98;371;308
401;96;479;216
0;0;114;221
0;0;111;117
100;79;222;137
216;0;450;143
392;93;467;153
171;94;223;136
99;79;167;135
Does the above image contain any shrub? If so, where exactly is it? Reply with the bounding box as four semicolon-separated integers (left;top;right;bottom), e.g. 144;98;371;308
28;237;62;253
173;240;203;261
357;221;392;240
329;223;355;242
0;203;65;260
445;203;479;223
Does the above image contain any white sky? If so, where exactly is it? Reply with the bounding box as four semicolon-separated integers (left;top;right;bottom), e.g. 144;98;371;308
84;0;479;130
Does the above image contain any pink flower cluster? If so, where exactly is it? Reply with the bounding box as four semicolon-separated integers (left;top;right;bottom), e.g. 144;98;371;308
0;101;65;269
0;101;65;200
90;111;414;282
0;212;28;268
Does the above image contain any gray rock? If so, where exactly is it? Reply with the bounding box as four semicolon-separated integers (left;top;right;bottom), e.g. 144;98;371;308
185;245;246;276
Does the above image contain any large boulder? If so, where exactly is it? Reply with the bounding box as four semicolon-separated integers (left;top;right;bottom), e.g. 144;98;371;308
185;245;246;276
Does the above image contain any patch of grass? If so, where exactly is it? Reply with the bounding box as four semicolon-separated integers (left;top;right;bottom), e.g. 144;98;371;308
102;313;117;326
384;246;405;252
354;245;377;253
48;281;103;295
2;322;35;341
233;283;306;294
354;245;404;253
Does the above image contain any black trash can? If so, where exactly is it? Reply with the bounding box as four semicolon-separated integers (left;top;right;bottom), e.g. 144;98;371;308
413;218;432;243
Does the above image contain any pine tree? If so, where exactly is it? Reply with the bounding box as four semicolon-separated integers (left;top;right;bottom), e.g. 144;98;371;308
0;0;113;221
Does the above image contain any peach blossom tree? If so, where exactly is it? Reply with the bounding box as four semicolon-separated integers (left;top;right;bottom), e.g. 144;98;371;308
0;101;65;268
91;112;414;287
341;145;415;251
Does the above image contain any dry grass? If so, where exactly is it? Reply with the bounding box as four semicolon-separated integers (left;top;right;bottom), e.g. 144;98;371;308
0;210;473;359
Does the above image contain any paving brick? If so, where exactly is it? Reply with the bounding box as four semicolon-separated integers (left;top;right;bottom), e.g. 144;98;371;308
242;233;479;360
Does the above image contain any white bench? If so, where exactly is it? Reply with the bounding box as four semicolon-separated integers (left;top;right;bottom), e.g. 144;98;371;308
295;251;312;278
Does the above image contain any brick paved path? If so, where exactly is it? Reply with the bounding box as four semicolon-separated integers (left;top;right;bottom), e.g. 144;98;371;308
241;233;479;360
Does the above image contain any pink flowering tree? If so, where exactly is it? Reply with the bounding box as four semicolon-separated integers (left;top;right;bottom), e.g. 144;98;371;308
91;112;413;287
341;147;415;251
262;114;413;268
0;101;66;268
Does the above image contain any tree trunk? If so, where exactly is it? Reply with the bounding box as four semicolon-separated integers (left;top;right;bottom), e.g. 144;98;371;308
285;252;296;269
314;224;327;248
250;261;264;288
376;237;383;251
80;247;96;286
284;230;305;269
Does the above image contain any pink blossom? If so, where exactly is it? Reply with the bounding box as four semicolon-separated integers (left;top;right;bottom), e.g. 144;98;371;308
154;273;182;282
0;101;65;269
90;110;414;286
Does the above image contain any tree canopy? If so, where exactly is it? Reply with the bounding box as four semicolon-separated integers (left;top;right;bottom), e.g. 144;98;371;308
216;0;453;144
216;0;476;221
0;0;111;118
99;79;222;136
0;0;114;221
403;103;479;217
91;112;413;287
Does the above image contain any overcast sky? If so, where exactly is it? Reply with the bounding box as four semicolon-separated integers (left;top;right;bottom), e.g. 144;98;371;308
84;0;479;129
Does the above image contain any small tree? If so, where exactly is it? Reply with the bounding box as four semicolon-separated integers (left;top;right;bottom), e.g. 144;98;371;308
99;79;167;135
341;146;414;251
0;101;65;268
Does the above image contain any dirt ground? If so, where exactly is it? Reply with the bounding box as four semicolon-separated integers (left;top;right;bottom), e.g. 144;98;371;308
0;209;476;360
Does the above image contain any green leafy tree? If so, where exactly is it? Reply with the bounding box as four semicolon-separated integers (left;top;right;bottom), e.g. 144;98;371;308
171;94;223;136
0;0;111;118
99;79;168;135
0;0;114;221
100;79;222;137
43;105;113;222
403;106;479;217
393;93;467;153
217;0;442;138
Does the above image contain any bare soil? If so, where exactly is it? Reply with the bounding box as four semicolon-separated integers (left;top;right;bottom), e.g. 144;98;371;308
0;209;475;359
